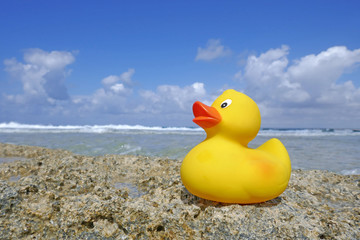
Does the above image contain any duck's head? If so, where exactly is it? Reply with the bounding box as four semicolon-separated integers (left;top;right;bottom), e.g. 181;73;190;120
193;89;261;145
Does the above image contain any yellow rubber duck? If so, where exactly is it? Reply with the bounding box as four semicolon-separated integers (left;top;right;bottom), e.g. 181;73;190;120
180;89;291;204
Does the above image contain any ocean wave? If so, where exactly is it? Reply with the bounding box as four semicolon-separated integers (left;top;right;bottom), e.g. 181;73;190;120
0;122;203;134
340;168;360;175
258;128;359;137
0;122;359;136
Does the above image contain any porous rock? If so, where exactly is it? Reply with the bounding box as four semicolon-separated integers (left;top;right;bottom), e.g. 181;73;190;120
0;143;359;239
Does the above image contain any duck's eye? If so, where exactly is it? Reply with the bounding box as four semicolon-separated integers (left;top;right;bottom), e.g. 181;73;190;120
220;99;232;108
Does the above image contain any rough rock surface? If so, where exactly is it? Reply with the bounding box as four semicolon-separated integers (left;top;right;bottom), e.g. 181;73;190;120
0;143;359;239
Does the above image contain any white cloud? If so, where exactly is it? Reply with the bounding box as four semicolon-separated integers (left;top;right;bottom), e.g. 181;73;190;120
110;83;126;93
101;68;135;87
4;49;75;101
2;46;360;127
316;81;360;105
76;69;136;115
101;75;120;86
78;68;136;114
2;49;211;124
101;69;134;94
195;39;231;61
23;48;75;70
287;46;360;99
120;68;135;84
237;45;360;126
236;45;311;106
139;82;208;113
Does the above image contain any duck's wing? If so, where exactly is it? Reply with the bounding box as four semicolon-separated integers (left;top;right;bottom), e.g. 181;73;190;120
257;138;291;171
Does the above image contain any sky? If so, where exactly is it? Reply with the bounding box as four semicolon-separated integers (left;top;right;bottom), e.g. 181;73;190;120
1;0;360;128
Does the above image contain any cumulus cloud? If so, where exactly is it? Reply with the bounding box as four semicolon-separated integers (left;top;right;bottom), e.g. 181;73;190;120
139;82;208;113
99;68;135;95
237;45;310;104
4;49;75;102
101;68;135;87
236;45;360;126
195;39;231;61
74;69;136;115
2;46;359;127
288;46;360;100
23;48;75;70
2;48;210;125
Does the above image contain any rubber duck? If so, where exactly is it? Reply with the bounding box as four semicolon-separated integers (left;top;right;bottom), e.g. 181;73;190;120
180;89;291;204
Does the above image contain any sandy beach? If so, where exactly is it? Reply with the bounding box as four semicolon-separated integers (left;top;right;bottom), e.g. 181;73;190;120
0;142;359;239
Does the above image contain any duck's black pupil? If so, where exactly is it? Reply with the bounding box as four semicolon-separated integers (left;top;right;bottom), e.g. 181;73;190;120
221;102;227;108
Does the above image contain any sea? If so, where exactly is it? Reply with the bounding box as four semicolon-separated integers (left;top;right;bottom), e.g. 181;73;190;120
0;122;359;175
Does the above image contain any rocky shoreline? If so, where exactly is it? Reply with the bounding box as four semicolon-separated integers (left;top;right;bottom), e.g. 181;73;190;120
0;143;359;239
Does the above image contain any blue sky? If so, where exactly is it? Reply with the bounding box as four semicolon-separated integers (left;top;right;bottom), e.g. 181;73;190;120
1;0;360;128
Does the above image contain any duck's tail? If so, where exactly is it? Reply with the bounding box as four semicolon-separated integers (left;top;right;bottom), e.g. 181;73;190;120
257;138;291;172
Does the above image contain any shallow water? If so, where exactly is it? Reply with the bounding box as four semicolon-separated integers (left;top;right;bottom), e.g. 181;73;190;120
250;135;360;174
0;125;359;175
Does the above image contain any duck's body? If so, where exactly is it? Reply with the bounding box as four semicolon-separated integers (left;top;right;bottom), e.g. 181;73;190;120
180;89;291;204
181;135;290;203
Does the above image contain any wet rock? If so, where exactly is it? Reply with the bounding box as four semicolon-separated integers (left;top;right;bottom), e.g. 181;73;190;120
0;180;21;216
0;143;359;239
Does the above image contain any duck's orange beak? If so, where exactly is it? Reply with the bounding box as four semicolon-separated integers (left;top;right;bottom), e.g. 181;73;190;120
193;101;221;129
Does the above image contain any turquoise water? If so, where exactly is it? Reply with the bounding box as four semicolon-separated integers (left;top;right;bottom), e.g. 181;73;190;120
0;123;359;175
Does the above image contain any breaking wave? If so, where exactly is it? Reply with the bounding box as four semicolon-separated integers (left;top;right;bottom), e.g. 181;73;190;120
0;122;359;136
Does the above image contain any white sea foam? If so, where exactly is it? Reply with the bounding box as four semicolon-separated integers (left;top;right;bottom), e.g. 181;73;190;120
0;122;202;134
340;169;360;175
0;122;359;136
258;128;359;136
